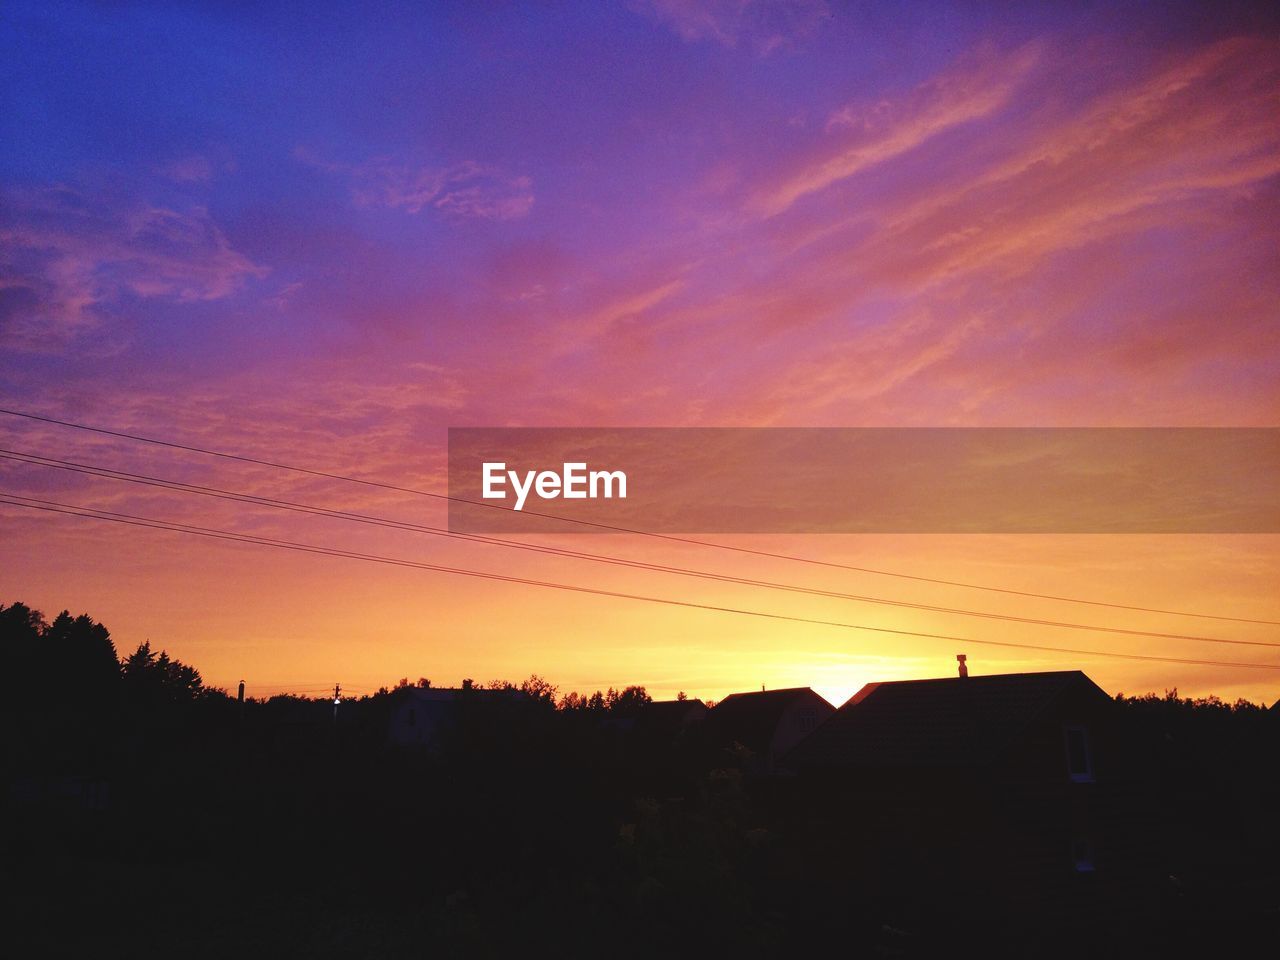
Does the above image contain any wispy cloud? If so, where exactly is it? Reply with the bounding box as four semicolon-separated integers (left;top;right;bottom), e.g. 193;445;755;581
0;185;265;350
509;34;1277;428
161;155;215;183
298;150;534;221
729;36;1280;423
635;0;829;56
755;43;1040;215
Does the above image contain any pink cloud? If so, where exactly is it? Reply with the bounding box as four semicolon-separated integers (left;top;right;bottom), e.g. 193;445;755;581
755;42;1041;216
0;186;265;350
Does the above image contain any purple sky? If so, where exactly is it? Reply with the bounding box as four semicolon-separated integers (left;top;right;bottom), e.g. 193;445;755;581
2;1;1278;704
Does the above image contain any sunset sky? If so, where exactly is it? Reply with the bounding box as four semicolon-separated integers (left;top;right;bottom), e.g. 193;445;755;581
2;0;1278;707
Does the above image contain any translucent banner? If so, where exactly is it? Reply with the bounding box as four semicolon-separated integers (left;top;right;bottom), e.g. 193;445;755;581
447;428;1280;533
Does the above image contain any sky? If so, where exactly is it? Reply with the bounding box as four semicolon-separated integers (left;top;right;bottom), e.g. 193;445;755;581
2;0;1278;706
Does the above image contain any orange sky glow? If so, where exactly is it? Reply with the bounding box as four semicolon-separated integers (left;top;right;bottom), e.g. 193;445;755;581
2;2;1278;706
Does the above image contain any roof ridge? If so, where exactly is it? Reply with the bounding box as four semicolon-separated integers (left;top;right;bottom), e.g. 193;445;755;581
867;669;1083;686
719;686;814;699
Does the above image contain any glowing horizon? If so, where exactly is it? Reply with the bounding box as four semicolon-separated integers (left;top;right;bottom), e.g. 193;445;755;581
2;1;1278;707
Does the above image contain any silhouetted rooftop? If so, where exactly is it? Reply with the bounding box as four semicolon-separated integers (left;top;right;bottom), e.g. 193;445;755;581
705;687;831;753
789;670;1111;769
637;698;708;735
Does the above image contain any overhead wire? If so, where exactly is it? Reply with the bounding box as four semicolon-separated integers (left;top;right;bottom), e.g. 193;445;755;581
2;407;1276;626
2;447;1277;649
3;492;1279;672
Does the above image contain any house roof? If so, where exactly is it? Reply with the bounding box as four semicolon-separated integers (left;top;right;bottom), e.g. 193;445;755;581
788;670;1111;769
394;686;521;702
643;698;707;720
705;687;830;753
636;698;708;735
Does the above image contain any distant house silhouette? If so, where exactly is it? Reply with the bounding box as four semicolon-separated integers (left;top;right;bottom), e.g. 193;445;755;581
786;669;1153;924
637;698;708;736
262;694;338;750
598;697;710;743
790;670;1111;773
703;687;833;774
388;686;522;749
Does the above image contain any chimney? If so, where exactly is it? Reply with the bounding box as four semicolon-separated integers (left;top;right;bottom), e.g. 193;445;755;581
956;654;968;679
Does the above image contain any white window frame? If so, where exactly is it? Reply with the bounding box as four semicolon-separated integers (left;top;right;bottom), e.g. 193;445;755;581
1063;724;1095;783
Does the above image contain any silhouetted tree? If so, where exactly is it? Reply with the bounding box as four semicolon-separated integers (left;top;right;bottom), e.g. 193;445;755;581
0;600;46;640
1;602;47;703
44;609;118;705
120;641;205;705
606;685;651;715
520;675;557;703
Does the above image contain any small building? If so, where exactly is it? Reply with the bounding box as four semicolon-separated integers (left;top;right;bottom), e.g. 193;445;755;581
702;687;834;775
790;669;1113;776
637;697;708;736
785;669;1154;936
387;685;523;750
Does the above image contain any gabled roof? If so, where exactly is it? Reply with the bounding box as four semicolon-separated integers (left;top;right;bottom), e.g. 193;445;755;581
643;698;707;720
705;687;830;753
646;698;707;714
636;698;708;735
789;670;1111;769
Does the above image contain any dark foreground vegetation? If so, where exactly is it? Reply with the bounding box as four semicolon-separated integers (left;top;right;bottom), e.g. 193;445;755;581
4;600;1278;958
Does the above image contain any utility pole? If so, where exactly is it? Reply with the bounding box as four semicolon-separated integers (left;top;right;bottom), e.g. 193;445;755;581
333;683;341;723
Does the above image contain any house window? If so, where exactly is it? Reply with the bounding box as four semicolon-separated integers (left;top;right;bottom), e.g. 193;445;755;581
1063;725;1094;782
1072;837;1096;873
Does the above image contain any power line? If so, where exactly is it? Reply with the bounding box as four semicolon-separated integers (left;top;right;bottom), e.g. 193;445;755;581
248;685;364;692
2;406;1275;626
4;447;1277;650
3;492;1279;672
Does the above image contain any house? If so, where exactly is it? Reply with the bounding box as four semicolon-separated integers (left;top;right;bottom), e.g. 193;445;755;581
637;697;708;736
595;697;708;737
790;669;1114;774
701;687;834;775
785;668;1156;935
387;685;524;750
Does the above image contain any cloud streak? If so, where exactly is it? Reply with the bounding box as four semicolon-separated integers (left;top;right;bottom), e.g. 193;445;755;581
0;186;264;350
636;0;830;55
298;150;534;221
756;43;1041;215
